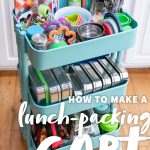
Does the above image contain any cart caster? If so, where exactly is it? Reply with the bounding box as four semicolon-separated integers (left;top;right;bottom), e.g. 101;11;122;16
19;127;26;140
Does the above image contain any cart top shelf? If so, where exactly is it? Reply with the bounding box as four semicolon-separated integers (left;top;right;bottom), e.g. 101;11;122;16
15;12;137;70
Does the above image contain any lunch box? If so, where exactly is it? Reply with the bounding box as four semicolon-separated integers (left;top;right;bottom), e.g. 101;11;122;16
29;56;128;105
29;66;62;104
89;60;112;89
29;66;72;104
80;63;103;92
68;65;93;95
69;73;83;96
51;67;73;100
98;58;121;86
105;56;128;82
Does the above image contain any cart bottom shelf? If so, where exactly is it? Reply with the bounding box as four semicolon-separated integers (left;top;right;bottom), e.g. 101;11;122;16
23;125;121;150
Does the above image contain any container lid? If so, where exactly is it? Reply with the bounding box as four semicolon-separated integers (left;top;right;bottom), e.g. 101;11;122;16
102;22;113;35
94;104;110;115
99;114;119;132
27;25;44;37
116;13;131;27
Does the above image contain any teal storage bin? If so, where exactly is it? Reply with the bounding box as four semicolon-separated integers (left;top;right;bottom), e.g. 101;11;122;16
13;1;138;149
29;81;128;117
30;125;121;150
14;13;137;70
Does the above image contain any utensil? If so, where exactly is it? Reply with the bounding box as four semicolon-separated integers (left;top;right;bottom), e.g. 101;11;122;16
48;26;76;47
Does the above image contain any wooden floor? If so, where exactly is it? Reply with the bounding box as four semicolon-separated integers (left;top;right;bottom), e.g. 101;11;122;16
0;69;150;150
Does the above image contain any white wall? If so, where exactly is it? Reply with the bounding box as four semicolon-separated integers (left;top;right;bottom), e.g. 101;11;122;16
0;0;17;69
123;0;150;68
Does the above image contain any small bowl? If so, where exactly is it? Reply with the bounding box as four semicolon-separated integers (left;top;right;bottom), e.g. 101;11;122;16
54;6;91;31
77;23;104;41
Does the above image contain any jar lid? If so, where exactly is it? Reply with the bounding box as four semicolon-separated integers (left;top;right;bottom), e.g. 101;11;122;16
94;104;110;115
27;25;44;37
99;114;119;132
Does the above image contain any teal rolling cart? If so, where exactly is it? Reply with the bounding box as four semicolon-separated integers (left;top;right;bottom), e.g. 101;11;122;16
13;1;138;149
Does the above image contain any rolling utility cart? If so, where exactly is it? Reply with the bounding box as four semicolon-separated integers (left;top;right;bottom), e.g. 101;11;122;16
13;1;138;150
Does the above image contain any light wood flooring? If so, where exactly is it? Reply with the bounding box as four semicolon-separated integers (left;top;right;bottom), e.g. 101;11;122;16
0;69;150;150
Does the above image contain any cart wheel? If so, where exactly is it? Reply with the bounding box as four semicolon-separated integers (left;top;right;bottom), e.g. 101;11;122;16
19;127;23;135
19;128;26;140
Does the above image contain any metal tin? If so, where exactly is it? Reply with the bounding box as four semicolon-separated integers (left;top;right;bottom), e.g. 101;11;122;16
80;63;103;92
69;73;83;96
42;70;61;103
29;66;45;103
31;34;48;50
51;67;72;100
68;65;93;95
98;58;121;86
105;56;128;82
29;66;62;104
59;67;73;97
89;61;111;89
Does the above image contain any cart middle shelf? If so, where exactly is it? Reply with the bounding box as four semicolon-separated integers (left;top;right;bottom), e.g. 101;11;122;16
29;80;127;118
